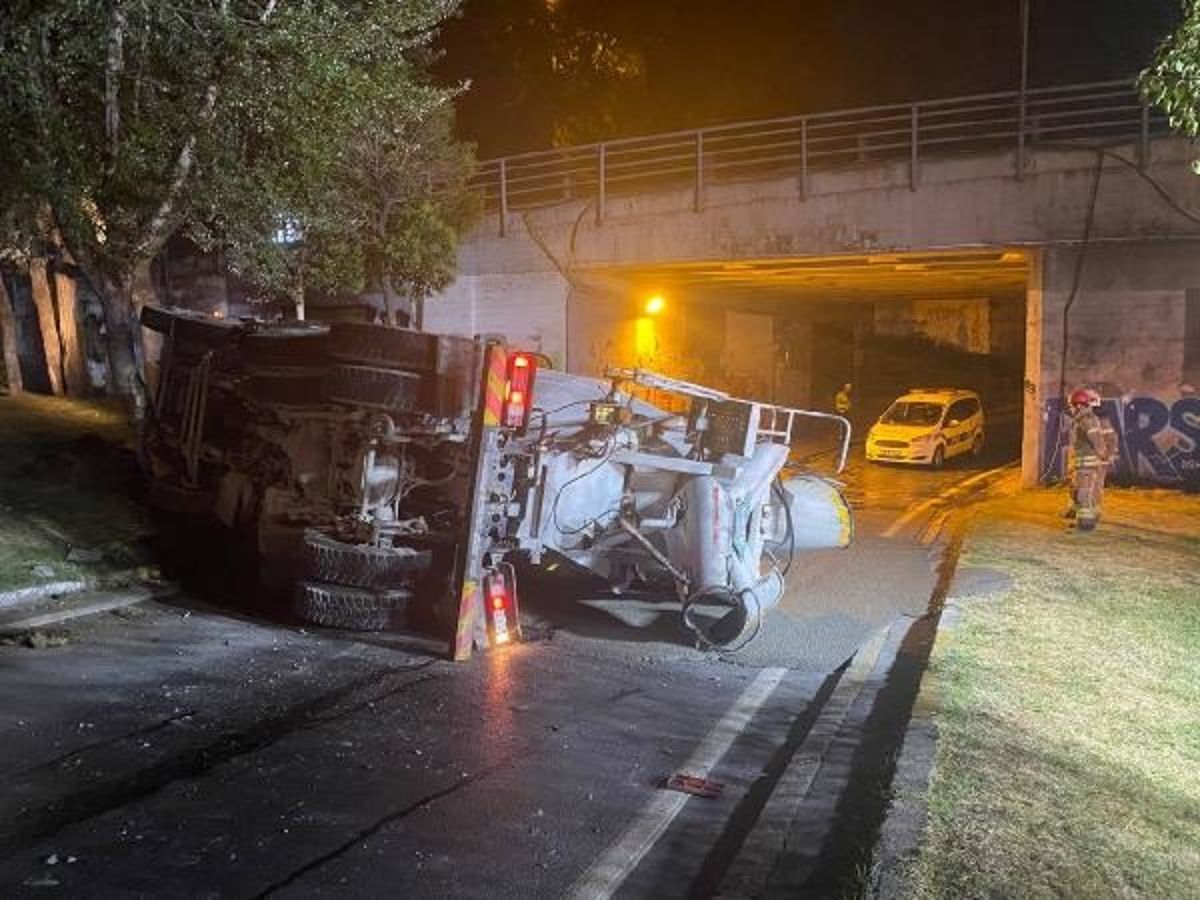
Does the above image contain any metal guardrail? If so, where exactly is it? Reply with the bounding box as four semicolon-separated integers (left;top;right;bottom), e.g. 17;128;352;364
471;79;1169;234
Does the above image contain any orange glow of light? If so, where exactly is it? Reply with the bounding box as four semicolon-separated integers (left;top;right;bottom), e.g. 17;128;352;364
508;390;524;408
493;595;506;611
634;316;657;361
644;294;665;316
513;354;530;368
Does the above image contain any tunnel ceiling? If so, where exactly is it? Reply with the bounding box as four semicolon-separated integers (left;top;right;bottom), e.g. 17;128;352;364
585;249;1029;305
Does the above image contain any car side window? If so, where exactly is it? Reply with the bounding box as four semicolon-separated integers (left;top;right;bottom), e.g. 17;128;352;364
946;399;971;423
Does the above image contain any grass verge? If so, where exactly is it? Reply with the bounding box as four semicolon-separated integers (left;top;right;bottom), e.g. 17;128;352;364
0;394;151;592
910;487;1200;899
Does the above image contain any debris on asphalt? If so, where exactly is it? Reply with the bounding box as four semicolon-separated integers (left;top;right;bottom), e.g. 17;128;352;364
664;773;725;798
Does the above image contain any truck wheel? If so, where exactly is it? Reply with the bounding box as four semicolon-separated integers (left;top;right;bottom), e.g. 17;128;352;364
326;365;422;414
302;529;432;589
242;323;330;368
293;581;412;631
328;323;437;371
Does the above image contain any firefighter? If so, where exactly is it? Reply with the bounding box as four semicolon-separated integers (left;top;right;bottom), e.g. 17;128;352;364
834;382;853;416
1064;387;1117;531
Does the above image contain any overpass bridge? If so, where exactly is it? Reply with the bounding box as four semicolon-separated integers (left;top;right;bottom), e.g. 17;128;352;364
428;80;1200;488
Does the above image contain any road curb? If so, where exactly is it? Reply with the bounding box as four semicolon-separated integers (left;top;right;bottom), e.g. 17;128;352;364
716;622;894;898
0;581;173;633
867;574;968;897
0;580;93;611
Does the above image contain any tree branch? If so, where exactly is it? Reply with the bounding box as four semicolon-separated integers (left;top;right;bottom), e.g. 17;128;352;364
134;82;217;259
104;0;127;175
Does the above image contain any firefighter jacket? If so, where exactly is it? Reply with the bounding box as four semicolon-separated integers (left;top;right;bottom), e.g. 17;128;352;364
1070;408;1117;466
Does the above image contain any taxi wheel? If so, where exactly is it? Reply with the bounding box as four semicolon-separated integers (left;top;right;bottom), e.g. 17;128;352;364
931;445;946;468
971;432;984;457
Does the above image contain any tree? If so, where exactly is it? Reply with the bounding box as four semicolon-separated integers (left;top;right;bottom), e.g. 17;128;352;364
210;72;478;327
341;102;478;325
1143;0;1200;140
0;0;465;412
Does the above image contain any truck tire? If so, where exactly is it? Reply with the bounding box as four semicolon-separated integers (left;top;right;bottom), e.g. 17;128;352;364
302;529;432;589
242;323;330;368
293;581;412;631
328;323;437;371
326;365;422;414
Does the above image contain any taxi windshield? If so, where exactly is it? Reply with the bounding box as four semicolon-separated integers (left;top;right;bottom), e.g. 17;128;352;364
881;401;944;427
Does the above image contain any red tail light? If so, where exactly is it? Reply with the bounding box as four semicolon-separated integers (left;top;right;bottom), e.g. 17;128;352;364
502;351;538;429
485;569;517;645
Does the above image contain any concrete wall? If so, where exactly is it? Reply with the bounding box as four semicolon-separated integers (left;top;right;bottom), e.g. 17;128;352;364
874;298;990;353
989;294;1025;358
1032;242;1200;489
723;311;775;399
424;270;570;368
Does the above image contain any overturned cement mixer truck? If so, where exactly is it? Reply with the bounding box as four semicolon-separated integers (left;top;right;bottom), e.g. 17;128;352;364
139;306;853;659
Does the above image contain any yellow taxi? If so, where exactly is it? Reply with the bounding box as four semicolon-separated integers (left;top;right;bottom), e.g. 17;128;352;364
865;388;985;467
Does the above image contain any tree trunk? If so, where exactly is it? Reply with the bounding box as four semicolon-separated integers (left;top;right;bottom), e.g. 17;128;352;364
96;270;147;419
0;276;23;394
130;261;162;396
52;269;90;396
28;258;64;396
381;273;398;326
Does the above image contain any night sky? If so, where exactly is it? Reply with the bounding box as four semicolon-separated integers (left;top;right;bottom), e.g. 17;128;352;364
436;0;1182;157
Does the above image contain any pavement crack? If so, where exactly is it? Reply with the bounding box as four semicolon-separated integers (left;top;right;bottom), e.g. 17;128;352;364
0;659;442;853
250;765;502;899
249;671;652;896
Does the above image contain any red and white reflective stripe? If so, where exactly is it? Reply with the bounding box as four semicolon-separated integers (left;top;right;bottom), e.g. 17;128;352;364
482;345;508;427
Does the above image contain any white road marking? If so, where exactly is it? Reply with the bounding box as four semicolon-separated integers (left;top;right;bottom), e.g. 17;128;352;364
565;666;788;900
568;462;1010;898
715;625;891;899
882;463;1011;539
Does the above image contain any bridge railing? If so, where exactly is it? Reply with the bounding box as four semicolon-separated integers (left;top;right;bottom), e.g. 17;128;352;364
471;79;1170;234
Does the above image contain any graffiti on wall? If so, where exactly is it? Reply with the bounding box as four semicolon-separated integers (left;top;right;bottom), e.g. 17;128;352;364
1041;396;1200;489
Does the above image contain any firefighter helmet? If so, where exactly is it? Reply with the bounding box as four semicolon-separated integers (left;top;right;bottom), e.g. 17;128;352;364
1069;387;1100;408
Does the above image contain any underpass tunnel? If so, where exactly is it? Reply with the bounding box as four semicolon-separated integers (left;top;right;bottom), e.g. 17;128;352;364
567;248;1032;471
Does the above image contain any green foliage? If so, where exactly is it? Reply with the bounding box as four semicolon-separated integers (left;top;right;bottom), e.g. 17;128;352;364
1142;1;1200;137
0;0;474;310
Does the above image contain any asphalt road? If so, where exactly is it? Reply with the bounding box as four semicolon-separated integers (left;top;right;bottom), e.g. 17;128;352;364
0;431;1018;898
